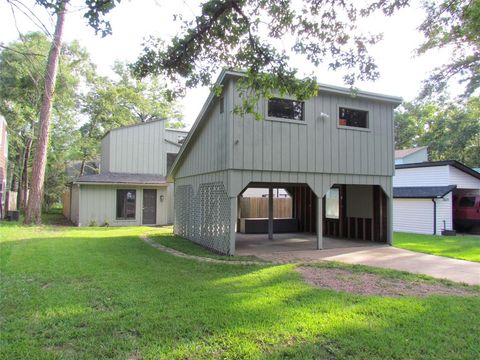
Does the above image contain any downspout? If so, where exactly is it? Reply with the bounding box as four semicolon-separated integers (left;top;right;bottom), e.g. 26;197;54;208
432;198;436;235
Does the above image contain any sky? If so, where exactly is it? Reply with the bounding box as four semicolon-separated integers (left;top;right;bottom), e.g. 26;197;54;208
0;0;455;128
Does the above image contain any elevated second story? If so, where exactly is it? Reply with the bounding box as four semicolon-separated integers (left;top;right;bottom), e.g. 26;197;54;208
100;119;188;176
171;70;402;180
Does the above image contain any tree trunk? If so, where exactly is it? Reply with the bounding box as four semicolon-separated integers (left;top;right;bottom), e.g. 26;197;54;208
19;137;32;210
24;1;67;224
79;158;86;177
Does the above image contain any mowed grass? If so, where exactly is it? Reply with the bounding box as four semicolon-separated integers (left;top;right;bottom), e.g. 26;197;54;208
394;232;480;262
149;228;263;262
1;219;479;359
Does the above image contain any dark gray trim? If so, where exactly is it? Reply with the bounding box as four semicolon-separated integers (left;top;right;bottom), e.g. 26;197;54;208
393;185;457;199
73;172;167;185
432;198;436;235
164;139;182;147
395;160;480;180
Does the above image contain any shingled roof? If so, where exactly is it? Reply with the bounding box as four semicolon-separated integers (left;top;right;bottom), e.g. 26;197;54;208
394;146;427;159
393;185;456;199
73;172;167;185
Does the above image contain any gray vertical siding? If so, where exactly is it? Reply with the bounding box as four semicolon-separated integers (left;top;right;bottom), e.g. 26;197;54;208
105;120;167;174
78;184;169;227
175;93;230;179
100;135;110;173
230;81;395;177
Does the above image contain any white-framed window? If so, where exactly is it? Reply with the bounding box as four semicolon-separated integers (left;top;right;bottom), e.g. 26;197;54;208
325;188;340;219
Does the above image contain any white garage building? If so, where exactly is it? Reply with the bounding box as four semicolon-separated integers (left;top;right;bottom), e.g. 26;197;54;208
393;160;480;235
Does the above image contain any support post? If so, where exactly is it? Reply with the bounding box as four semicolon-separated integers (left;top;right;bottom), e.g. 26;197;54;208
316;195;323;250
268;186;273;240
387;195;393;245
229;196;237;255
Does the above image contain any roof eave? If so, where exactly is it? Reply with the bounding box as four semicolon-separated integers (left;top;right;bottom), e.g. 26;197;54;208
73;181;169;186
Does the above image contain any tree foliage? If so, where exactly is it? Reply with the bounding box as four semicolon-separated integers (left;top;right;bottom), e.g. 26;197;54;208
0;32;92;209
417;0;480;98
32;0;120;36
133;0;410;103
394;98;480;167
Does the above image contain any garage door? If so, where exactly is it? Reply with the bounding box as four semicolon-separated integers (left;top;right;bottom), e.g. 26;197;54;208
393;199;433;235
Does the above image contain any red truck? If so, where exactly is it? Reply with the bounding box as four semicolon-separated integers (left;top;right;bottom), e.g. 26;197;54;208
453;195;480;231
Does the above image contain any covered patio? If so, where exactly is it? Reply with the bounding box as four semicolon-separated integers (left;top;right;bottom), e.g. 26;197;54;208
236;232;382;255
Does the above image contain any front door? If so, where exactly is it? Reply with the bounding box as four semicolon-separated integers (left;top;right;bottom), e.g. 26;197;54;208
142;189;157;225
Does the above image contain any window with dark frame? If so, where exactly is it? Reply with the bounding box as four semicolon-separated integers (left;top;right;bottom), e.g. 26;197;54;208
339;107;368;128
267;97;305;121
116;189;136;220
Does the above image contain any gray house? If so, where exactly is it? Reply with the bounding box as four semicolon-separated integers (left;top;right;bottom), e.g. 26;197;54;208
69;119;188;226
169;70;402;255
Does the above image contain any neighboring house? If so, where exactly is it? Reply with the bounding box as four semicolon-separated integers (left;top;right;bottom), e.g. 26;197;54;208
0;115;7;218
68;119;188;226
169;70;402;255
394;146;428;164
393;160;480;235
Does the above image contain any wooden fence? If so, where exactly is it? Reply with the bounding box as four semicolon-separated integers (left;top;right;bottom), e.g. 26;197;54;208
5;191;17;211
62;191;70;219
239;197;292;218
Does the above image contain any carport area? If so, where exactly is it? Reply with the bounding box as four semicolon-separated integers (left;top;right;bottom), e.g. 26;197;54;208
235;182;390;253
236;232;382;255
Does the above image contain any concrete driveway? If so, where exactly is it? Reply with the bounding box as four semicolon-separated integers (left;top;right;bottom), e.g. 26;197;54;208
236;234;480;285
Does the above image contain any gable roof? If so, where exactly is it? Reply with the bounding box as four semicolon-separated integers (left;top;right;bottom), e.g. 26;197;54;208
169;69;403;180
393;185;456;199
394;146;427;159
395;160;480;180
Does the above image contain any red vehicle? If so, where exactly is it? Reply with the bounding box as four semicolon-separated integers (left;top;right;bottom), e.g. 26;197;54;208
453;195;480;231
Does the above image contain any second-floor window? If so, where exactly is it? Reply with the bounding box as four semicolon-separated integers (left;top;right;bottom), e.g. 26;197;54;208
267;98;304;121
339;107;368;129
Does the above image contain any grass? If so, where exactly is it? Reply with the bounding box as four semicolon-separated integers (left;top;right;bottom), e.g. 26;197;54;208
394;232;480;262
1;216;479;359
149;228;263;262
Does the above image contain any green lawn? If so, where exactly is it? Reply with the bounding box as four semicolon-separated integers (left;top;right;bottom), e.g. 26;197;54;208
394;232;480;262
149;228;264;262
1;219;479;359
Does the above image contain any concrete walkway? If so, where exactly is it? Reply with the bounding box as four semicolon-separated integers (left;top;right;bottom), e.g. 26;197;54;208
142;234;480;286
252;246;480;286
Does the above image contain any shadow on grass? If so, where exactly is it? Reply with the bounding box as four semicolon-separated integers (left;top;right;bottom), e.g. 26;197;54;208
1;229;480;359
